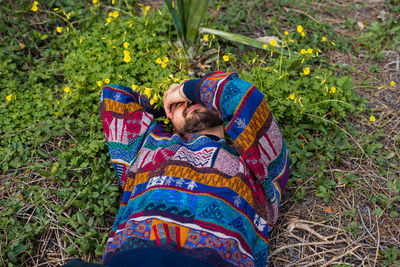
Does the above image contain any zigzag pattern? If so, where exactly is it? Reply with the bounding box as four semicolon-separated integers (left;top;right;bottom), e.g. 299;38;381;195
173;147;216;167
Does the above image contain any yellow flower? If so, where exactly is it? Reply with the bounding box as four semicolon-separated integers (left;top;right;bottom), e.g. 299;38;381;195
64;86;71;95
222;55;230;62
203;34;209;41
144;88;151;98
6;93;14;102
303;67;310;75
164;118;169;124
322;36;327;42
163;57;169;63
123;42;129;48
106;17;112;24
300;49;307;54
156;57;162;64
150;96;157;105
56;27;62;33
289;93;295;100
300;32;305;37
284;31;289;36
145;6;151;11
31;5;38;12
92;0;98;3
263;44;268;49
307;48;313;54
297;25;303;33
123;50;130;57
123;55;131;63
112;0;115;4
34;1;38;5
108;12;113;17
330;86;336;94
161;62;167;68
104;78;110;83
270;39;277;47
390;81;395;86
331;41;335;46
370;115;375;122
112;10;119;18
131;84;138;90
97;81;103;87
54;8;59;11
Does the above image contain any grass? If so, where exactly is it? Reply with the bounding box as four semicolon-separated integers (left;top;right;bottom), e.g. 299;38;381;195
0;0;399;266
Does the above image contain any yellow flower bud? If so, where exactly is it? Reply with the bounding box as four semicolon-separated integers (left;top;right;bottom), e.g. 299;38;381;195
297;25;303;33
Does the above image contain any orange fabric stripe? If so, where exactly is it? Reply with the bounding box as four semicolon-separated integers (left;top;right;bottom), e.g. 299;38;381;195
103;98;142;114
234;100;270;152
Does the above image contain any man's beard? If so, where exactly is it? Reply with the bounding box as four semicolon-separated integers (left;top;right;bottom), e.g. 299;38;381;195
180;104;223;134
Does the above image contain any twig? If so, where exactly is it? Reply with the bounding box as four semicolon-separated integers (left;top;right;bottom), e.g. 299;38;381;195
320;245;361;267
269;240;346;257
283;7;321;24
287;221;329;241
285;219;345;232
302;258;326;267
373;204;380;267
287;247;342;267
357;203;378;245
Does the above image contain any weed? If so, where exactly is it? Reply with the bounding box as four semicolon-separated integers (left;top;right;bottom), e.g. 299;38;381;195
382;247;400;266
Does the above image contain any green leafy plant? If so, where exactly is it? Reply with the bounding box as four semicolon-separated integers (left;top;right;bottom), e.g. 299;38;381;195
382;247;400;266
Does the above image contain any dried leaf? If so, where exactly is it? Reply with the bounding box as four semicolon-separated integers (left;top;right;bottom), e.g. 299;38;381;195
256;36;282;47
357;21;365;31
323;206;334;214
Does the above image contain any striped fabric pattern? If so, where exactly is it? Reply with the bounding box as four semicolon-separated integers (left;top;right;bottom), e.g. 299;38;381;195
100;72;289;266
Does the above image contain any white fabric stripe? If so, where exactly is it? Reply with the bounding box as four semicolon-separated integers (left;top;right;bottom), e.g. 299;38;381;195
108;118;116;141
259;136;274;162
259;143;271;166
213;75;230;118
117;118;124;142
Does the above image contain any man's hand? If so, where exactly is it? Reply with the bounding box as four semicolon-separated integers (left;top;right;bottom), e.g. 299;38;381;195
163;83;188;119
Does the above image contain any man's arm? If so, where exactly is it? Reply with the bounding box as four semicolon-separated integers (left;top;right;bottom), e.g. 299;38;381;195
179;71;290;226
100;84;160;189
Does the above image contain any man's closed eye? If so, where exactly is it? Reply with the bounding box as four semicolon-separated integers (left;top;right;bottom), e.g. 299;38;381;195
170;102;184;113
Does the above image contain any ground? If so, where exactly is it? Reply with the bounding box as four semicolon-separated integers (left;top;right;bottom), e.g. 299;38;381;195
0;0;399;266
266;1;400;266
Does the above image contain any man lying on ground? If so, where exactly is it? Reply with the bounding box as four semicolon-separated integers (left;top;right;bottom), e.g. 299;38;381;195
63;71;290;267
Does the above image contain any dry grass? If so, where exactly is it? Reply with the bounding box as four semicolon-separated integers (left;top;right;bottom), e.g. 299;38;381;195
268;1;400;266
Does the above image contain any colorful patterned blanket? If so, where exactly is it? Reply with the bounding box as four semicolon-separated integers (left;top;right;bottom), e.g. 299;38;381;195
100;71;290;266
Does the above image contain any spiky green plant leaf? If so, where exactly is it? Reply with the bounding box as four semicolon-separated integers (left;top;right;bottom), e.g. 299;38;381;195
164;0;209;46
200;27;288;55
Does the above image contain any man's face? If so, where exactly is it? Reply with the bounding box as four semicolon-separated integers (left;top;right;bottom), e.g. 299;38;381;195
170;101;223;134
